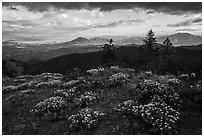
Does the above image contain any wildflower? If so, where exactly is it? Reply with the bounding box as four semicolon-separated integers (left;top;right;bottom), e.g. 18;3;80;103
75;91;98;107
2;85;18;94
108;72;129;86
190;73;196;77
68;108;105;129
20;89;35;94
167;78;181;85
87;69;99;74
110;66;120;71
30;96;67;120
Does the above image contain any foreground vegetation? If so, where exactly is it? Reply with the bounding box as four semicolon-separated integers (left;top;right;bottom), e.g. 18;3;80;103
2;66;201;135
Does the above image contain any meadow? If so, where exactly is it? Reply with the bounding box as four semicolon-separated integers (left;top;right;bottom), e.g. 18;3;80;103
2;66;202;135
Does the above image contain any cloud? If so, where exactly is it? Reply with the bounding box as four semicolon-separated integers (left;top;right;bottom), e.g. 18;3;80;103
146;10;154;15
9;6;18;11
95;19;144;28
70;18;145;32
3;2;201;15
3;19;41;28
176;28;200;32
167;17;202;27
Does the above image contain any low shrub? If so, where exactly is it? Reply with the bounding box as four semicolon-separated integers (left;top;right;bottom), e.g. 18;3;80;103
68;108;105;130
30;96;68;121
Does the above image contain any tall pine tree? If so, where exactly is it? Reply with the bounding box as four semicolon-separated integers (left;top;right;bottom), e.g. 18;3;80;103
143;29;157;63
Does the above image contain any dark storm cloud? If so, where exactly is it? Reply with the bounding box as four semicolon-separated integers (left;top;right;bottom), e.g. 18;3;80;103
167;17;202;27
3;2;19;11
2;2;202;15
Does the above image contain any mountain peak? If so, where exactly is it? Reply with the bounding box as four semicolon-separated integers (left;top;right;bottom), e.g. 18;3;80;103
173;32;194;36
71;37;89;42
158;32;202;46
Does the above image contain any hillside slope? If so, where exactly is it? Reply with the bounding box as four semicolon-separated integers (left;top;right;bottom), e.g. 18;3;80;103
32;45;202;75
2;66;202;135
157;33;202;46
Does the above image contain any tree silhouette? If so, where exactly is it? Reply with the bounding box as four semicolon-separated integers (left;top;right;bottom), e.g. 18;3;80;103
143;29;157;63
102;39;115;50
101;39;116;64
161;38;173;56
163;38;172;54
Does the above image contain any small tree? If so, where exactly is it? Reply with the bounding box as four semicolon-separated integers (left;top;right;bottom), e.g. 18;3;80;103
161;38;173;56
143;29;157;63
102;39;115;50
160;38;172;56
101;39;116;64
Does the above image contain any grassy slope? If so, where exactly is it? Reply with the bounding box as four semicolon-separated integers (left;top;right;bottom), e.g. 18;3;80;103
2;67;202;135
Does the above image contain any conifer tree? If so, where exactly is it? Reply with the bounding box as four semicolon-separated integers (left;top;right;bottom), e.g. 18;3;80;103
143;29;157;63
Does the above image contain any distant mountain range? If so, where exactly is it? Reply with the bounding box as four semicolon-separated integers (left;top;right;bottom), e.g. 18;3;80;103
2;32;202;62
55;32;202;47
3;32;202;47
157;33;202;46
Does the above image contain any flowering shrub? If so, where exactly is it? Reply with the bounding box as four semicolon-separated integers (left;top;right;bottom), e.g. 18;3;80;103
30;96;68;121
68;108;105;129
53;73;63;77
2;85;18;94
98;67;105;72
75;91;98;107
84;77;105;88
87;69;100;74
87;67;105;75
167;78;181;85
190;73;196;77
14;78;26;83
110;66;120;71
17;81;36;90
108;72;129;87
179;74;189;81
54;87;76;101
136;79;180;109
140;96;180;133
38;73;63;82
136;71;153;80
35;79;62;88
20;89;35;94
157;75;175;84
114;96;180;134
114;79;181;134
16;75;34;79
146;71;153;76
61;80;80;88
126;83;137;90
114;99;139;115
3;80;40;94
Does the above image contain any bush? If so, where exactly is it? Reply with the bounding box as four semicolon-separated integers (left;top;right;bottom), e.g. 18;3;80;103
2;85;18;94
114;78;181;134
136;80;181;109
108;72;129;87
140;96;180;134
68;108;105;130
54;87;76;101
75;91;98;108
30;96;68;121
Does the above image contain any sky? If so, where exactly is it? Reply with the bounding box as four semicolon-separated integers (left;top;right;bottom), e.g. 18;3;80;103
2;2;202;43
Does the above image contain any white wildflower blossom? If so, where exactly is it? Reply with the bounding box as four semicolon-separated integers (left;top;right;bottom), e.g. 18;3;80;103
68;108;105;129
